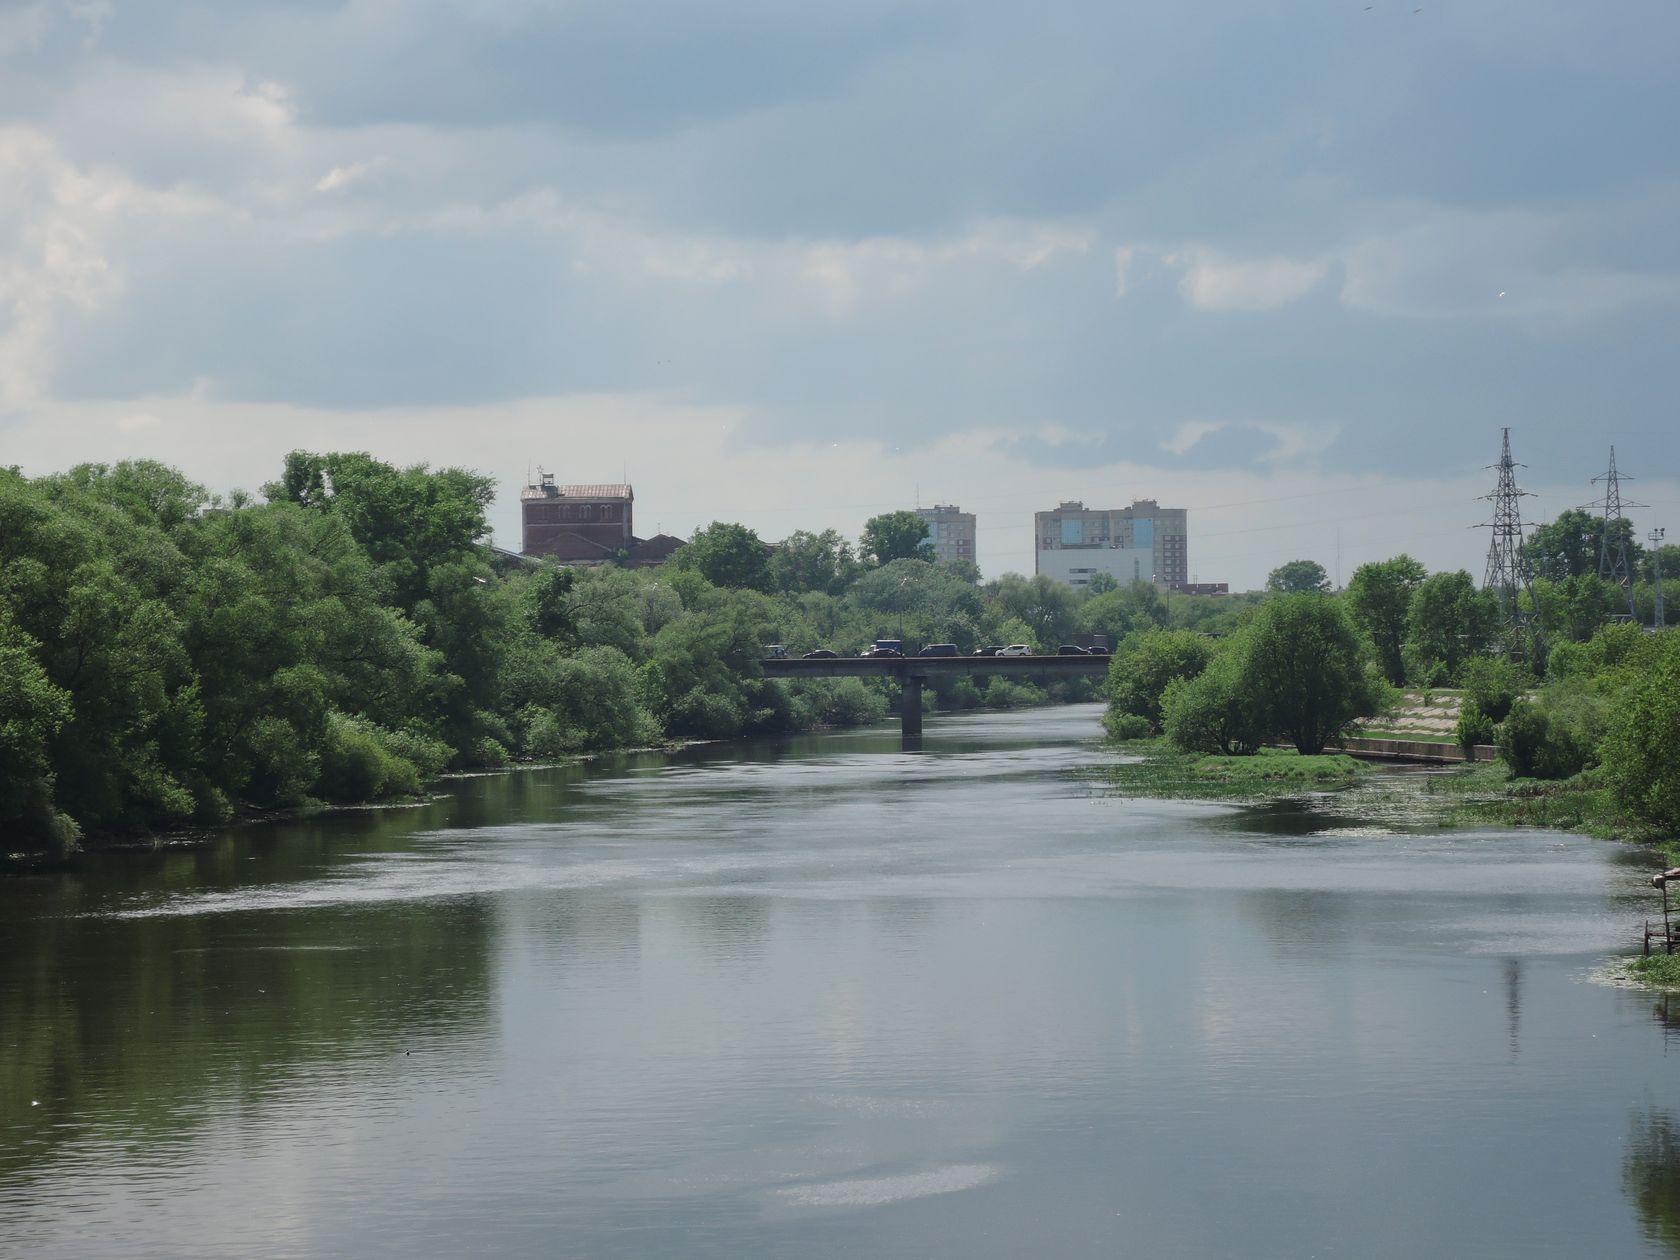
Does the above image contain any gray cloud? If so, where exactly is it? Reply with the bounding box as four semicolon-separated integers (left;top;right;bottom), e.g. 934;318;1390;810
2;0;1678;501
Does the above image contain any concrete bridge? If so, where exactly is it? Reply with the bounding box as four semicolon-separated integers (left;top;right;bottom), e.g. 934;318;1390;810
761;654;1111;737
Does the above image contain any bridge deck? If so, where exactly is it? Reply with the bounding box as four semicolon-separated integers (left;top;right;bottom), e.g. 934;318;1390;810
761;654;1111;739
761;655;1110;680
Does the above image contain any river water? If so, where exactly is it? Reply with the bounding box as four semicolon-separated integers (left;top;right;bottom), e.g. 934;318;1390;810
2;704;1677;1258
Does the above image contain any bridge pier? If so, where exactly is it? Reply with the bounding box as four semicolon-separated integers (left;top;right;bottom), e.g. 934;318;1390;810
900;673;924;737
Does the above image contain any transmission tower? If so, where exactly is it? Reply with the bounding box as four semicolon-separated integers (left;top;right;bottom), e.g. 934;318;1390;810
1480;428;1540;654
1585;445;1644;617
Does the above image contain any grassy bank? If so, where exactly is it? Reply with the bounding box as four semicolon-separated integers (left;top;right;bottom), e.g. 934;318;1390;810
1101;739;1369;802
1624;954;1680;989
1414;762;1680;864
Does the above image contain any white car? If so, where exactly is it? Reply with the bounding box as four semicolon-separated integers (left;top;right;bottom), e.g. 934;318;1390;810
997;644;1033;657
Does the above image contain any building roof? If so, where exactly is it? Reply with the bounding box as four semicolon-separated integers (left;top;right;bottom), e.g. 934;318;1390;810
520;482;633;501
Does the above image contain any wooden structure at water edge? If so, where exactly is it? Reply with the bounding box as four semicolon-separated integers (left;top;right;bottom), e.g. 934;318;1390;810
1646;868;1680;956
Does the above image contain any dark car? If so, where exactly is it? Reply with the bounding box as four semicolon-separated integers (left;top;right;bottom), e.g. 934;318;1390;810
803;649;839;659
862;647;904;658
918;643;958;657
973;645;1000;657
1057;644;1091;655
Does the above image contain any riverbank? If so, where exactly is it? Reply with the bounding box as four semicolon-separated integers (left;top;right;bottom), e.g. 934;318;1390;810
1103;738;1677;861
1100;739;1370;801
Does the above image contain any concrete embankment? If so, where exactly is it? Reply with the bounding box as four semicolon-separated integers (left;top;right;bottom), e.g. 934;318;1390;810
1337;737;1496;764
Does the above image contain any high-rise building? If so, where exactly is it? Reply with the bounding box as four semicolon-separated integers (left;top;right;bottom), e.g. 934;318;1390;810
1033;499;1188;590
520;472;685;567
912;504;977;567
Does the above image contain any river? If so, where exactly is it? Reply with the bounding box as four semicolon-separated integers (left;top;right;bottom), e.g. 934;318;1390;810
2;703;1676;1258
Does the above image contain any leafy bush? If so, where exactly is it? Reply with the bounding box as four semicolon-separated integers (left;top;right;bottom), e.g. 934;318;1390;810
1496;699;1589;781
1454;699;1496;754
1461;656;1526;723
1105;712;1152;740
315;713;424;803
984;679;1047;709
1105;628;1214;732
1601;633;1680;828
1161;653;1263;756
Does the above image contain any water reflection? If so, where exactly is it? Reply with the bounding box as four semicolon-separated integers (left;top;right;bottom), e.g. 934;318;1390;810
0;706;1676;1260
1504;958;1522;1059
1625;1109;1680;1256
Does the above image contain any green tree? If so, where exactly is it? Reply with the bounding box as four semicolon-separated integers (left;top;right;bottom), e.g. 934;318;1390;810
1345;555;1426;686
673;521;772;591
1459;655;1525;723
1104;628;1214;734
1641;543;1680;585
1266;559;1331;594
0;611;78;854
859;511;934;566
989;573;1078;650
1243;594;1385;755
1161;646;1263;755
1404;570;1498;683
1084;570;1120;595
267;450;495;612
1531;574;1618;643
1525;509;1643;584
1078;580;1167;649
768;529;860;595
1601;631;1680;829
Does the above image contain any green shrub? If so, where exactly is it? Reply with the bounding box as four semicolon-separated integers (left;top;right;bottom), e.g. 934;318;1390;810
1161;654;1263;755
1105;712;1152;740
1497;699;1589;781
984;679;1046;709
315;713;423;803
1455;700;1496;754
1461;655;1525;723
1601;633;1680;829
1105;628;1214;732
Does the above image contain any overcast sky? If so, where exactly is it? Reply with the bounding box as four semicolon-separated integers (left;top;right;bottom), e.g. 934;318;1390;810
3;1;1677;587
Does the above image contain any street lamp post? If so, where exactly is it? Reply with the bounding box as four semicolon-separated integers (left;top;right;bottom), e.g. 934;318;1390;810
1651;528;1667;629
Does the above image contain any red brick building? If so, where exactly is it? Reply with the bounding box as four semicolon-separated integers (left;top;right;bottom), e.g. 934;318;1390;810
519;473;684;567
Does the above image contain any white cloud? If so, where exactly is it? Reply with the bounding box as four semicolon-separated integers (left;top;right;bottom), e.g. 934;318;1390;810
1159;420;1224;457
0;126;215;408
1174;249;1327;312
1113;245;1134;296
315;161;374;193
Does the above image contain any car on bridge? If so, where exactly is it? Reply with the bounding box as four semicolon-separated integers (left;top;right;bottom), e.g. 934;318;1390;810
1057;644;1091;655
918;643;959;657
973;645;999;656
997;644;1033;656
802;649;838;659
862;645;904;658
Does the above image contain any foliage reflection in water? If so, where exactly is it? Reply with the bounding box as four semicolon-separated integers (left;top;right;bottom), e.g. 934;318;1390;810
0;705;1676;1260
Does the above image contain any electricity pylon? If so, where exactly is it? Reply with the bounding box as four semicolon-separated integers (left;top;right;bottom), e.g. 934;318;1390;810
1586;446;1643;618
1480;428;1540;657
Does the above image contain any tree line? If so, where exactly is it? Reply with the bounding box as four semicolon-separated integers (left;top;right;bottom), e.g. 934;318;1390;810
1;458;1240;858
1107;544;1679;839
